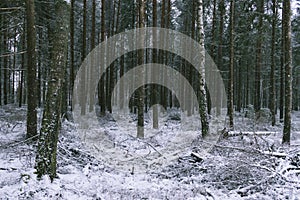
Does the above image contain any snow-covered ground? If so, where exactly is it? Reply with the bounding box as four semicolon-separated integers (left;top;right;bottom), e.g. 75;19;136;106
0;105;300;199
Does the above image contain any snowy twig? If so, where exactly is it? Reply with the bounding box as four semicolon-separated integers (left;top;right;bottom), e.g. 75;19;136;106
140;140;165;158
0;134;39;149
10;122;22;132
227;131;276;137
0;167;17;171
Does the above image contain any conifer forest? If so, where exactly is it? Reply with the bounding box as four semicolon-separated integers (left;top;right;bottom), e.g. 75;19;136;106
0;0;300;199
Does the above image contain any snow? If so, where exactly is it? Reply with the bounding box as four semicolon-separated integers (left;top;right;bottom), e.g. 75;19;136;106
0;105;300;199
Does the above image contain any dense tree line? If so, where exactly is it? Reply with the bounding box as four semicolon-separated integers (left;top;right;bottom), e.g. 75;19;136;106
0;0;299;180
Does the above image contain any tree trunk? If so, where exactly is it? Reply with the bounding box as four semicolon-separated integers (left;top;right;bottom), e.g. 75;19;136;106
210;0;217;59
70;0;75;110
228;0;234;129
254;0;264;114
160;0;167;110
99;0;106;115
210;0;218;115
282;0;292;144
269;0;277;126
19;24;25;107
106;0;115;114
12;29;16;104
0;14;2;106
152;0;159;129
236;60;242;112
80;0;87;115
165;0;171;109
197;0;209;137
216;0;225;117
279;3;285;122
137;0;145;138
37;30;42;108
35;0;69;181
25;0;37;138
89;0;96;113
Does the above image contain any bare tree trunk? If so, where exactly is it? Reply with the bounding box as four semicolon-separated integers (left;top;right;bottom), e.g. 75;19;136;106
152;0;159;129
210;0;217;115
160;0;167;110
217;0;224;116
228;0;234;129
19;24;25;107
210;0;217;59
254;0;264;114
165;0;171;109
99;0;106;115
35;0;69;181
279;5;285;122
269;0;277;126
12;29;16;104
37;30;42;108
197;0;209;137
80;0;87;115
25;0;37;138
89;0;96;113
106;0;116;114
282;0;292;144
3;33;7;105
70;0;75;110
0;14;2;106
137;0;145;138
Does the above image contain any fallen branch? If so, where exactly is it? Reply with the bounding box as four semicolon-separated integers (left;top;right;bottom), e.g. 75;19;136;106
0;7;23;11
0;134;39;149
0;51;27;58
0;167;17;171
261;151;287;158
200;140;288;158
227;131;276;137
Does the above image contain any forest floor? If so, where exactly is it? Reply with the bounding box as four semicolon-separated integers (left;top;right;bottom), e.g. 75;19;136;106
0;105;300;199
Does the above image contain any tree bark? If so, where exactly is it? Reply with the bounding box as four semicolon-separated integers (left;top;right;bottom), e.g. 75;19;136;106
197;0;209;137
282;0;292;144
19;23;25;107
137;0;145;138
152;0;159;129
228;0;234;129
160;0;167;110
217;0;225;116
269;0;277;126
35;0;69;181
70;0;75;110
25;0;37;138
89;0;96;113
254;0;264;114
99;0;106;115
80;0;87;115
